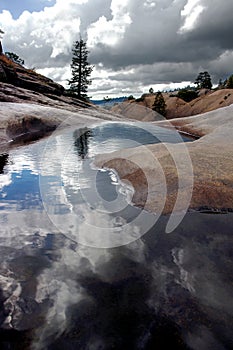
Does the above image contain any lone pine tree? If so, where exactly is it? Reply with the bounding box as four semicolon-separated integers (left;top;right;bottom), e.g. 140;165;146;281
68;38;93;100
0;29;4;54
194;71;212;89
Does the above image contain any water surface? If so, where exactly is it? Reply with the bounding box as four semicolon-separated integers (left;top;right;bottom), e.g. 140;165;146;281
0;122;232;349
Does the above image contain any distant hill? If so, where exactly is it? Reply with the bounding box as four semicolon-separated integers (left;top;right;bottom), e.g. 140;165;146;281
91;96;127;108
111;89;233;120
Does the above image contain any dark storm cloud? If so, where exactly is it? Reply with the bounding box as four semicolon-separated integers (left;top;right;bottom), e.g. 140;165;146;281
78;0;112;36
107;62;197;85
1;0;233;96
90;0;187;68
187;0;233;50
67;0;232;73
89;0;233;84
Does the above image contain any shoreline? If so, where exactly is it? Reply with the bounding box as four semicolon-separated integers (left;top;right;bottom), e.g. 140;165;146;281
95;104;233;215
1;101;233;216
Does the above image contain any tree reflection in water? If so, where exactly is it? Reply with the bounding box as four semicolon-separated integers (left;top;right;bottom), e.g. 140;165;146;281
73;128;92;159
0;154;9;174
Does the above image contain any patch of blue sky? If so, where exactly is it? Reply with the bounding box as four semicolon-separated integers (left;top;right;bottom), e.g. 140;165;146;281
0;0;56;20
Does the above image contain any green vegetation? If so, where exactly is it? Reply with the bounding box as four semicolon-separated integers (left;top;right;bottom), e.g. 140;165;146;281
177;88;198;102
5;52;25;65
103;96;112;101
0;29;4;54
68;38;93;100
215;74;233;90
195;71;212;89
226;74;233;89
152;91;166;116
127;95;135;100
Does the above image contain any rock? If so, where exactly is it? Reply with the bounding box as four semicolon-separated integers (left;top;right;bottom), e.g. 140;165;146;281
0;56;128;151
0;54;94;112
95;104;233;214
112;90;233;120
0;54;64;96
111;101;164;122
0;102;124;152
0;82;92;111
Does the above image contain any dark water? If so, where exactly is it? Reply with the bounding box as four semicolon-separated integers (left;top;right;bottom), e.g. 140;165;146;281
0;122;232;349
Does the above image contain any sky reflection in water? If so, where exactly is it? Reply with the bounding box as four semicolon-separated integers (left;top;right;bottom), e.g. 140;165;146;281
0;122;232;350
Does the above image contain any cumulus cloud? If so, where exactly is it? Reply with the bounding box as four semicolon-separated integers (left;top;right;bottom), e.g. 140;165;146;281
179;0;205;32
0;0;233;98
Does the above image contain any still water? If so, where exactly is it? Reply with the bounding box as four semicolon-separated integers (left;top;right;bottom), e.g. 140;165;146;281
0;122;232;349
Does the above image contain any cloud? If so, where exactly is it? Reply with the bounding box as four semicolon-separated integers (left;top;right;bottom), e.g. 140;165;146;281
0;0;112;67
87;0;132;47
179;0;205;32
0;0;233;98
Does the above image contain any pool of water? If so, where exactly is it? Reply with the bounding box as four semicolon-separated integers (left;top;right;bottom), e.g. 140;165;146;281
0;122;232;349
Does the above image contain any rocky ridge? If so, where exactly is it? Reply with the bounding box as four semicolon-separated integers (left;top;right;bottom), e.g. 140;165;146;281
0;54;92;110
112;89;233;120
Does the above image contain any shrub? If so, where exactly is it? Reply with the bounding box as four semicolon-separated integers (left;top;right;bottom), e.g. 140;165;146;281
127;95;135;100
177;89;198;102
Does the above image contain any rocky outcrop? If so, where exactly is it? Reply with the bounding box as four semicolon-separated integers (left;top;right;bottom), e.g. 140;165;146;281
166;89;233;118
110;101;164;121
0;82;92;111
0;54;94;111
95;104;233;214
0;54;64;95
112;89;233;120
0;102;123;152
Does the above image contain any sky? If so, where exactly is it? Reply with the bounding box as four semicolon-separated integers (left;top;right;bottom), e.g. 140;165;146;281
0;0;233;99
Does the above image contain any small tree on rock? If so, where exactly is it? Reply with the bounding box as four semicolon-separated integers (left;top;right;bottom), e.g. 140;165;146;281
226;74;233;89
68;38;93;100
0;29;4;54
194;71;212;89
5;52;24;65
152;91;166;116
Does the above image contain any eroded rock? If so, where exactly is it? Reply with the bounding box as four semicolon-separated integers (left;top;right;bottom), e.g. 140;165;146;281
95;104;233;213
0;102;124;152
112;89;233;120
